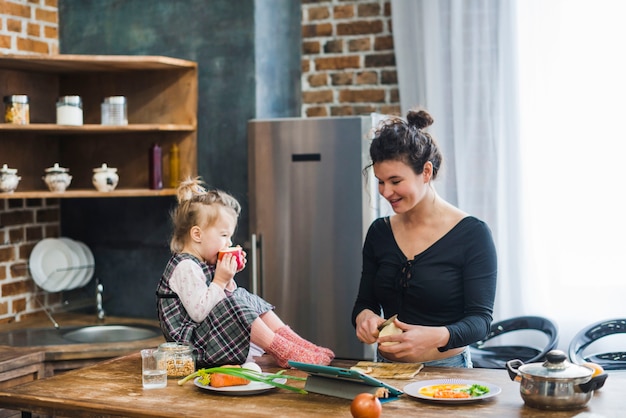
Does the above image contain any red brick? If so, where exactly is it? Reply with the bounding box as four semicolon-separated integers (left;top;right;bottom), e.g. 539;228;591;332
339;88;385;103
389;88;399;103
12;297;26;314
0;2;30;18
17;37;49;54
356;71;378;85
381;105;401;116
45;0;58;7
0;35;10;49
383;1;391;17
7;18;22;32
314;55;360;70
0;210;33;226
44;25;57;39
306;106;328;117
0;266;6;281
27;22;40;37
333;5;354;19
35;7;58;24
25;226;43;241
44;224;59;237
0;301;8;316
307;6;330;21
331;72;353;86
302;59;311;73
1;279;29;296
308;73;328;87
374;35;394;51
337;20;383;36
18;242;35;261
8;227;25;244
9;261;28;278
303;40;320;54
354;105;377;114
348;37;370;52
330;106;355;116
381;69;397;84
302;90;333;104
364;53;395;68
323;39;343;53
302;22;333;38
36;207;59;223
358;3;381;17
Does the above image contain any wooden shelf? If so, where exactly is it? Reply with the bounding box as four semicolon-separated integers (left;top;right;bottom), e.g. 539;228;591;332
0;188;177;199
0;54;198;196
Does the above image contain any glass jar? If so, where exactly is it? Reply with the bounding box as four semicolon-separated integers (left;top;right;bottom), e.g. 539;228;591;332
101;96;127;125
158;342;195;378
4;95;30;124
56;95;83;125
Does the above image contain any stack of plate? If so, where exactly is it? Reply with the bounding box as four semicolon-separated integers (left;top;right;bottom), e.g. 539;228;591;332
29;237;95;292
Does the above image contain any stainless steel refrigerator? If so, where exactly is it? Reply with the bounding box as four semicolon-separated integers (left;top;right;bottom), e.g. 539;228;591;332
248;115;390;360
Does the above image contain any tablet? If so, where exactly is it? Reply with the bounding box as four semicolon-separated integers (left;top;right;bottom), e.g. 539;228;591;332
288;361;404;398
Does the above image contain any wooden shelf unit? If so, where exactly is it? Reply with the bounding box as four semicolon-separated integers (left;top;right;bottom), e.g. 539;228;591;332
0;54;198;198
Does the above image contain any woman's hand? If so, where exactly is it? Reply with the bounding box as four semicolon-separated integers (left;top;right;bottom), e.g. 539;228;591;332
377;319;450;362
355;310;387;345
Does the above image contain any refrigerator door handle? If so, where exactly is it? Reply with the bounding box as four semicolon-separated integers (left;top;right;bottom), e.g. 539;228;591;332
250;233;260;295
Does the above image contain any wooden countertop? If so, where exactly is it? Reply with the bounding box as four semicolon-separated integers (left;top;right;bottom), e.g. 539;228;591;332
0;313;165;362
0;353;624;418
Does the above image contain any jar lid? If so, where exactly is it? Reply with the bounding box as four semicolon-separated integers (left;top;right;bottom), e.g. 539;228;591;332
93;163;117;173
1;164;17;174
45;163;69;173
518;350;592;380
57;95;82;106
3;95;29;104
159;342;192;353
103;96;126;104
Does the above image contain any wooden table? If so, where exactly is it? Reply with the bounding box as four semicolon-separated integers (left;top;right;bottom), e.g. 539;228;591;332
0;353;623;418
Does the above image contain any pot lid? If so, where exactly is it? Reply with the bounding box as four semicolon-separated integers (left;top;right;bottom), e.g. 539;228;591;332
1;164;17;174
518;350;592;379
93;163;117;173
45;163;69;173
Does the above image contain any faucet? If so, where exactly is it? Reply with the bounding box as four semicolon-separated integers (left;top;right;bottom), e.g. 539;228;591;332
96;278;105;321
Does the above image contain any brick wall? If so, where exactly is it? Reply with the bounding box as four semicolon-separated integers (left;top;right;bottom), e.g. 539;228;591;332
301;0;400;117
0;0;60;325
0;0;59;55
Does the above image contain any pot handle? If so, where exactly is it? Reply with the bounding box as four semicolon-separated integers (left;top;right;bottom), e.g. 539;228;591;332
506;359;524;381
579;373;608;393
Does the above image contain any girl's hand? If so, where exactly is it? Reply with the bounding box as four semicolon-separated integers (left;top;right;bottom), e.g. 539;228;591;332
213;253;238;288
237;249;248;272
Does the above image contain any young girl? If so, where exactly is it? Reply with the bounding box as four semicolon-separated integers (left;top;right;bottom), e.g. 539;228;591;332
156;177;334;368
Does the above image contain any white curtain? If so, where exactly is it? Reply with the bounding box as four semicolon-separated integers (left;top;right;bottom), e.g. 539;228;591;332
391;0;626;351
391;0;525;322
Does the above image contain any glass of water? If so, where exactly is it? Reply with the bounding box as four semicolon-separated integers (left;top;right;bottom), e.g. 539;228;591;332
141;348;167;389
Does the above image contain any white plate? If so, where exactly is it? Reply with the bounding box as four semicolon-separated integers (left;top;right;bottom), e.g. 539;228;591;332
403;379;501;404
57;238;83;291
193;375;287;395
29;238;77;292
71;240;95;288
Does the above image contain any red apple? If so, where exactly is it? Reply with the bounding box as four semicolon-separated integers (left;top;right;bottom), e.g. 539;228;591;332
218;247;244;270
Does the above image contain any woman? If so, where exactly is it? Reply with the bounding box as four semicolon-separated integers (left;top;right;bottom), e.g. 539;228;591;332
351;108;497;367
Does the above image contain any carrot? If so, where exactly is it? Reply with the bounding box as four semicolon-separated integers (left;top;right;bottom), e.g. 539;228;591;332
209;365;250;388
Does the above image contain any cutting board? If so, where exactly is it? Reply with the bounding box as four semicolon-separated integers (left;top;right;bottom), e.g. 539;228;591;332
350;361;424;379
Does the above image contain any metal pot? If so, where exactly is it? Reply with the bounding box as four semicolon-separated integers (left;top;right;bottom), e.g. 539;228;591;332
506;350;607;410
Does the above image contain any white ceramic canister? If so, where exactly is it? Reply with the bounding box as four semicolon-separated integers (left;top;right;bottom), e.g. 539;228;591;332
92;163;119;192
101;96;127;125
0;164;21;193
42;163;72;192
56;95;83;125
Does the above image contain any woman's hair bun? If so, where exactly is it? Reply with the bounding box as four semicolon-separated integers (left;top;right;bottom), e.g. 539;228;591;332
406;109;434;130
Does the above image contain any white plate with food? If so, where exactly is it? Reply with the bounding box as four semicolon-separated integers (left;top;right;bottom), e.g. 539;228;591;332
193;376;287;396
403;379;501;404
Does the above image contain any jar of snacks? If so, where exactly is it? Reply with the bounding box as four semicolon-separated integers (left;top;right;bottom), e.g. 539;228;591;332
4;95;30;124
158;342;195;378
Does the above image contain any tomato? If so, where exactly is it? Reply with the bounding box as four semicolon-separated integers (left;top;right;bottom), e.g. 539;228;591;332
583;362;604;377
350;393;382;418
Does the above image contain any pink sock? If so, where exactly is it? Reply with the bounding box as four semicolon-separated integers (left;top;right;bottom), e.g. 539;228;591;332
267;333;331;368
276;326;335;360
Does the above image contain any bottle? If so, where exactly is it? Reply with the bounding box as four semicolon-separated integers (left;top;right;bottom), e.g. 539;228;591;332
101;96;127;125
169;143;180;188
149;143;163;190
4;95;29;124
56;96;83;125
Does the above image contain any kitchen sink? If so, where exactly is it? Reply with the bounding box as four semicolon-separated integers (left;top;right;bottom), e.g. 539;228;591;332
0;324;162;347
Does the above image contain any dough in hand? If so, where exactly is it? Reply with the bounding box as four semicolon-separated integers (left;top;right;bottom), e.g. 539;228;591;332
379;321;402;346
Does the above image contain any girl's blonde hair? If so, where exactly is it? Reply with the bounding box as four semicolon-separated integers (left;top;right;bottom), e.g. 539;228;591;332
169;177;241;253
